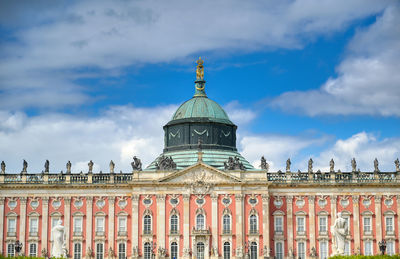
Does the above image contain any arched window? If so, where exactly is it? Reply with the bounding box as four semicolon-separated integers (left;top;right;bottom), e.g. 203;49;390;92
170;242;178;259
143;215;152;234
74;243;82;259
196;214;205;230
249;215;258;234
223;242;230;259
223;214;231;234
197;242;205;259
144;242;152;259
170;215;179;234
250;242;257;259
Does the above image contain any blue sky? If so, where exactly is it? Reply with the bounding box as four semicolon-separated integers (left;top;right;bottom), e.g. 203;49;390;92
0;0;399;173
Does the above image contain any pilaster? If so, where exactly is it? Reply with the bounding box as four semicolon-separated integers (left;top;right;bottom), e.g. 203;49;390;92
211;194;218;259
183;194;190;259
352;195;360;253
0;197;5;254
156;194;166;258
86;197;93;255
286;196;294;254
396;195;400;254
19;197;27;255
131;195;140;258
375;195;382;252
261;194;270;257
330;195;337;255
64;197;72;255
235;194;244;258
108;197;115;250
308;195;316;254
41;197;50;255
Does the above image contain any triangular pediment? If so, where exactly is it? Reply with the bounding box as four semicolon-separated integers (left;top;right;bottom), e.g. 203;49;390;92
158;162;242;183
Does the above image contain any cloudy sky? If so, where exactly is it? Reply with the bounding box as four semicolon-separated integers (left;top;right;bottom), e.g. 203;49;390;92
0;0;399;173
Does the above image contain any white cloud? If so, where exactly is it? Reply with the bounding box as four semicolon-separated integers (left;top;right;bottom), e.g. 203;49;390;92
224;101;257;126
271;6;400;116
0;0;391;110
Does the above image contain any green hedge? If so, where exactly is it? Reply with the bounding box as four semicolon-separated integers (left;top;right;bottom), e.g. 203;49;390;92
330;255;400;259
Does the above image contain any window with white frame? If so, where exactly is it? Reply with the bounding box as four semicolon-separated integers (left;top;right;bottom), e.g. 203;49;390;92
96;217;105;233
29;218;39;234
274;216;283;233
223;242;230;259
7;217;16;233
74;243;82;259
143;215;152;234
319;241;328;259
171;242;178;259
196;214;205;230
344;241;350;256
7;243;15;257
250;242;257;259
96;243;104;259
118;217;127;233
29;243;37;257
363;217;371;233
385;216;394;232
364;241;372;255
118;243;126;259
319;216;327;233
223;214;231;234
197;242;205;259
249;215;258;234
387;240;395;255
275;242;283;259
144;242;152;259
298;242;305;259
297;217;305;233
74;217;83;233
170;215;178;234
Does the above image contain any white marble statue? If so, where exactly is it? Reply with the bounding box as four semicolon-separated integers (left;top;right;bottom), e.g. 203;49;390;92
331;212;348;255
51;219;66;258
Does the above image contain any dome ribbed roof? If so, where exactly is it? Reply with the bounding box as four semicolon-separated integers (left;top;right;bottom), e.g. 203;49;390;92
171;96;233;125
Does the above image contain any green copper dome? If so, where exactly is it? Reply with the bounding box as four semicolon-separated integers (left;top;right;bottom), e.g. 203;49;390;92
171;95;233;125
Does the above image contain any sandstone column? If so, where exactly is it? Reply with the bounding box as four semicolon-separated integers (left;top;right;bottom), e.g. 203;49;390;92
132;195;140;258
352;195;360;254
183;194;190;259
156;194;166;259
41;197;50;256
86;197;93;256
308;196;316;254
286;196;294;256
211;194;218;259
375;195;382;253
108;197;115;251
19;197;27;255
64;197;72;254
0;197;5;254
235;194;244;258
262;194;270;257
397;195;400;254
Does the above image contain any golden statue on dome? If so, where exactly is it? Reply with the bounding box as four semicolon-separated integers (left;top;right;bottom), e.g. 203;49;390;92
196;57;204;80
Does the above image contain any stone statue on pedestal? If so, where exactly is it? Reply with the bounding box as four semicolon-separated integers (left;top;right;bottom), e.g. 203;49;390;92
109;160;115;173
22;159;28;173
330;159;335;173
1;161;5;173
66;161;72;174
351;158;357;172
260;156;269;171
395;158;400;172
331;212;348;255
131;156;143;171
374;158;380;172
308;158;313;173
88;160;94;173
44;160;50;173
51;219;66;258
286;158;291;172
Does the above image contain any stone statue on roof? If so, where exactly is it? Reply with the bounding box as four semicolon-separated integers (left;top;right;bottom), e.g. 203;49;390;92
395;158;400;172
260;156;269;171
374;158;379;172
131;156;142;171
1;161;5;173
351;158;357;172
44;159;50;173
88;160;94;173
196;57;204;80
308;158;313;173
330;159;335;173
66;161;72;174
286;158;291;172
22;159;28;173
109;160;115;173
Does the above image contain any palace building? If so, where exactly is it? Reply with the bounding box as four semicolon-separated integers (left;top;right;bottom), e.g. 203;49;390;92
1;58;400;259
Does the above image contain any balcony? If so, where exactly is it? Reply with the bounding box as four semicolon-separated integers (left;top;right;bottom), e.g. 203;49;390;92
73;231;83;237
170;229;179;235
249;229;259;235
29;231;38;237
222;229;232;235
118;231;128;237
95;231;105;237
7;231;17;237
191;226;211;236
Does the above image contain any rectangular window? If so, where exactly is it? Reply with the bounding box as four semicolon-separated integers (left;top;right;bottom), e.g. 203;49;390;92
385;216;394;232
319;241;328;259
387;241;395;255
74;217;83;233
119;217;127;232
96;217;105;232
29;218;39;233
8;243;15;257
74;243;82;259
298;242;305;259
364;241;372;255
29;243;37;257
274;217;283;232
118;243;126;259
96;243;104;259
8;218;16;233
297;217;305;233
363;217;371;232
319;217;327;232
275;242;283;259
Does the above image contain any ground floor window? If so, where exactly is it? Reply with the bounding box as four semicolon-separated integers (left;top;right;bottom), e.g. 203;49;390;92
118;243;126;259
250;242;257;259
29;243;37;257
96;243;104;259
298;242;305;259
319;241;328;259
344;241;350;256
223;242;230;259
364;241;372;255
197;242;205;259
144;242;151;259
275;242;283;259
74;243;82;259
387;241;395;256
170;242;178;259
7;243;15;257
